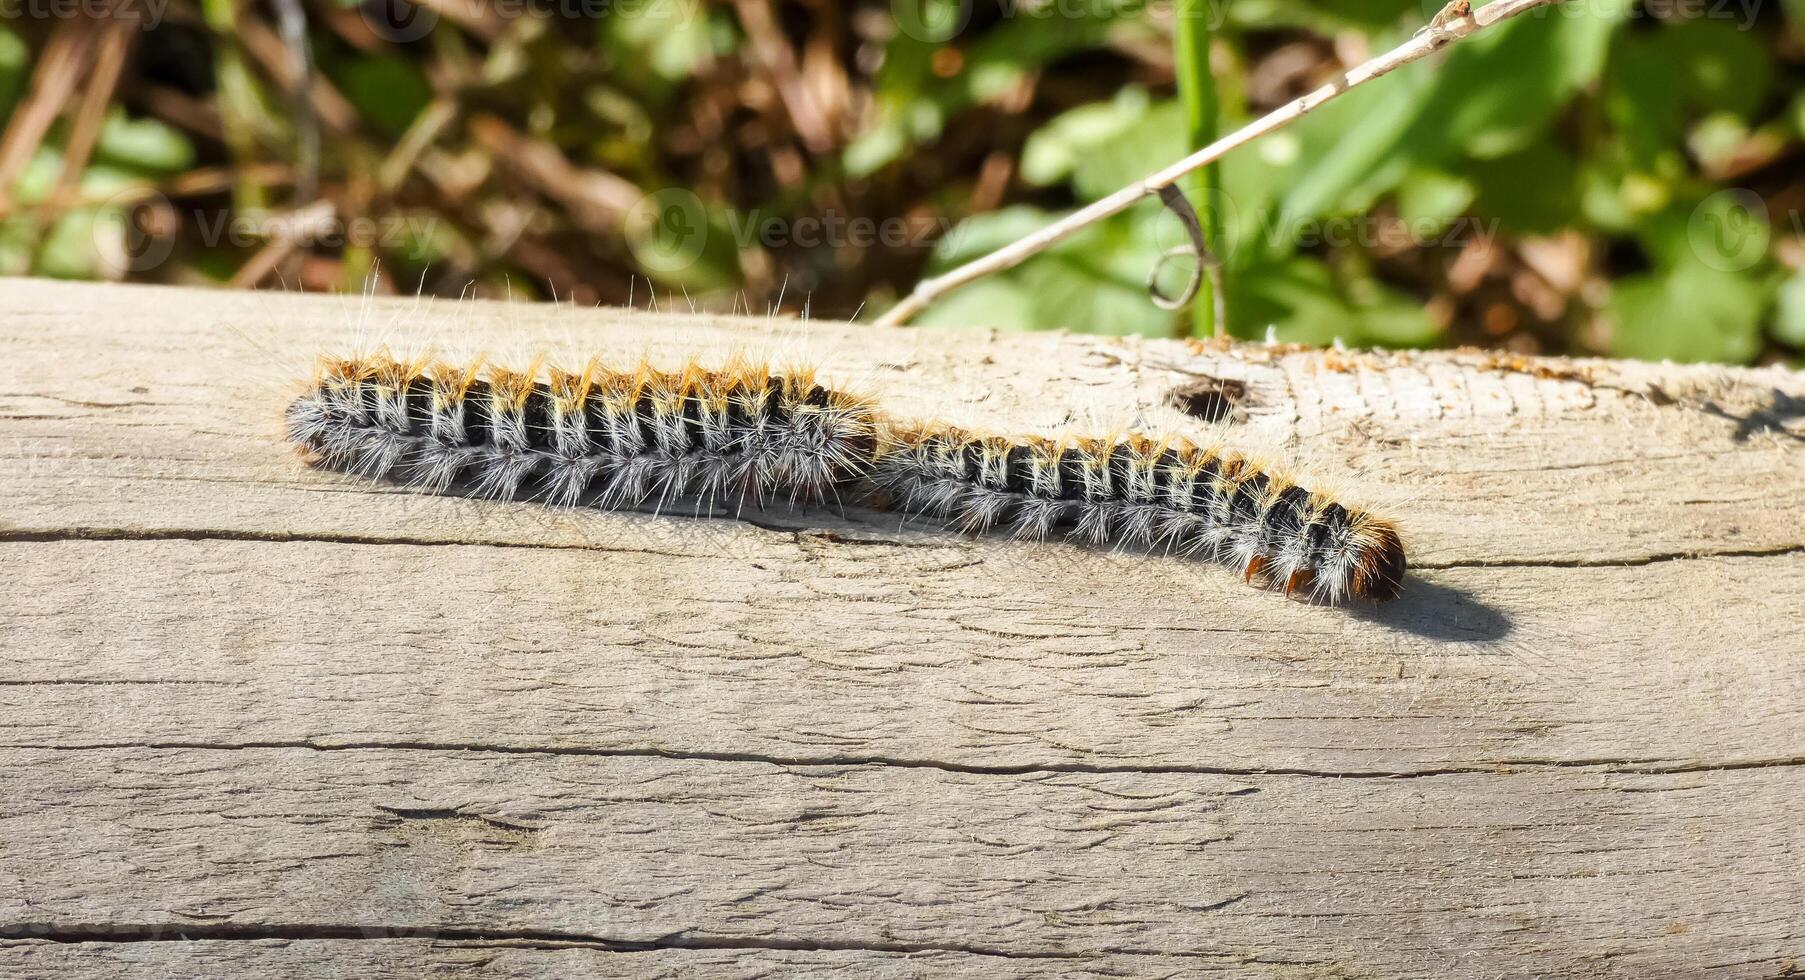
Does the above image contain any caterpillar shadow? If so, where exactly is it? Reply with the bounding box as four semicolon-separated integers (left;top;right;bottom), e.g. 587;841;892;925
1351;576;1514;643
792;504;1518;642
372;468;1516;643
1700;386;1805;444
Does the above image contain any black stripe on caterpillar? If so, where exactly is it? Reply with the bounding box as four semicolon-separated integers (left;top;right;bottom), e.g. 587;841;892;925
285;353;877;510
869;425;1406;603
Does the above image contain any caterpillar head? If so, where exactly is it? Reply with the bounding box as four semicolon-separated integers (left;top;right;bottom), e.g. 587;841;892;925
1346;517;1407;602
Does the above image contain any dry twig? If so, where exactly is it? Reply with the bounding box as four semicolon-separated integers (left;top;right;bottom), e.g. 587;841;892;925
0;24;94;215
50;16;137;210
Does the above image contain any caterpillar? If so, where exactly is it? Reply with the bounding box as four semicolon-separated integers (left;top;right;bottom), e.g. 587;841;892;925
285;351;1406;603
868;425;1406;603
285;352;877;510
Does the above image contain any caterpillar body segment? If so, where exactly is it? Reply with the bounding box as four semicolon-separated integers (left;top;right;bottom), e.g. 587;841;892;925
870;425;1406;603
286;353;878;511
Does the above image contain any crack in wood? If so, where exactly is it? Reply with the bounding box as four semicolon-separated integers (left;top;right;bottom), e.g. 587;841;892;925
0;526;716;560
2;739;1800;780
1415;543;1805;570
0;923;1090;960
8;525;1803;572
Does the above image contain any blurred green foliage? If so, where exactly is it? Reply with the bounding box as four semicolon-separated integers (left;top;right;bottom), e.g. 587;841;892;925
3;0;1802;364
910;1;1804;364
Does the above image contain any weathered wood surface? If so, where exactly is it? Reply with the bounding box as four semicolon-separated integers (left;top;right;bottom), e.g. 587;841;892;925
0;278;1800;978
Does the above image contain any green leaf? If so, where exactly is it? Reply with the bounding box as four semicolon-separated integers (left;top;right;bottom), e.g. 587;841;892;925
381;210;461;268
602;0;717;83
1277;0;1625;237
189;247;241;283
1016;255;1176;336
326;54;432;137
1226;255;1440;349
11;147;147;205
0;25;27;120
1468;143;1580;235
929;203;1181;336
1687;112;1750;176
1020;87;1151;189
1636;189;1770;274
1772;271;1805;350
95;111;196;175
1576;163;1628;233
1014;211;1177;337
852;0;1147;175
1648;16;1772;120
0;215;34;277
1606;16;1773;160
1271;66;1426;243
1409;0;1626;161
623;194;742;293
10;147;64;205
35;207;107;280
1071;99;1187;202
1608;260;1769;364
1357;289;1440;348
961;0;1145;100
1218;66;1437;270
914;278;1039;330
928;205;1059;271
1394;168;1475;230
1227;256;1350;346
1227;0;1414;32
1604;31;1687;162
75;163;147;198
843;124;908;179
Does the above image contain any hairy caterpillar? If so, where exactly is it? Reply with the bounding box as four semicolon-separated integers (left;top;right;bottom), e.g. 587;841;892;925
868;425;1407;604
285;351;1406;603
285;352;877;510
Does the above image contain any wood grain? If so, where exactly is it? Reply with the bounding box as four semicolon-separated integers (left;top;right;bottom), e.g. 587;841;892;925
0;279;1800;978
1;746;1797;976
0;941;1217;979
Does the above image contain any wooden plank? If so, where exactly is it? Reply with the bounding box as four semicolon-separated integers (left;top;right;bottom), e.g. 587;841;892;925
0;941;1211;979
3;279;1802;568
0;279;1801;976
3;537;1802;773
0;747;1798;976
